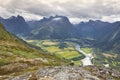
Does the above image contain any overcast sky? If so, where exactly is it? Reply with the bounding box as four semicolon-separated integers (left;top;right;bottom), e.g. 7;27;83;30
0;0;120;23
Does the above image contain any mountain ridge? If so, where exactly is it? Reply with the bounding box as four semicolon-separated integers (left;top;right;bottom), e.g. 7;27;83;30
27;15;75;39
0;15;31;36
1;15;120;53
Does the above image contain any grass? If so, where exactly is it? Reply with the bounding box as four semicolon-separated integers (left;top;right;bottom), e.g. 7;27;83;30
0;46;68;76
11;49;38;58
42;41;58;46
45;46;61;53
73;60;82;65
0;59;10;66
27;39;84;65
0;24;68;77
60;51;80;59
81;47;93;54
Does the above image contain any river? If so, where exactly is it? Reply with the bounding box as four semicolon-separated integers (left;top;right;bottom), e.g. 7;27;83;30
75;44;94;66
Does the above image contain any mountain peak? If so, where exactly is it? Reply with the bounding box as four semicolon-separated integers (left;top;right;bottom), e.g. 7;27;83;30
87;20;95;23
17;15;24;19
39;15;70;24
17;15;22;17
8;15;24;21
9;16;16;19
0;15;30;35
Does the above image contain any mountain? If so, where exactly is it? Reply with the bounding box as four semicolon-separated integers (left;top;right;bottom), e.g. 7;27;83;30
1;14;120;53
1;15;120;79
75;20;111;40
74;20;120;52
95;21;120;52
27;16;120;53
0;23;67;79
27;15;75;39
0;15;31;36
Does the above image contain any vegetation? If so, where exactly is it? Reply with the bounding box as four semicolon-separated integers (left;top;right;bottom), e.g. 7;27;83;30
0;23;68;78
27;39;84;65
93;51;120;71
28;39;120;71
81;47;93;54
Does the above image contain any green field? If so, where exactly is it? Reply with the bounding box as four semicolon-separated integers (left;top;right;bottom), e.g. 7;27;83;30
26;39;120;71
81;47;93;54
27;40;85;65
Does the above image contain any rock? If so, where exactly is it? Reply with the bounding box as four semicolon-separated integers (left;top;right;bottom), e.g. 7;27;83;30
36;66;100;80
38;76;53;80
9;66;120;80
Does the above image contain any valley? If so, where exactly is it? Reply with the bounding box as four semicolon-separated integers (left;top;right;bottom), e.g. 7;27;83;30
1;0;120;79
0;14;120;79
27;39;120;71
26;39;95;66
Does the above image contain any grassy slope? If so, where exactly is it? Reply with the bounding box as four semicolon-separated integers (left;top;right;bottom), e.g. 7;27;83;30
0;23;67;77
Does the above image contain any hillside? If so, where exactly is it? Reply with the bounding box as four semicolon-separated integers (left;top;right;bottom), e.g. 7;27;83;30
0;23;67;79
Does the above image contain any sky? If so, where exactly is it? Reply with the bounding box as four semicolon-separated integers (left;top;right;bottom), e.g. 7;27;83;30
0;0;120;23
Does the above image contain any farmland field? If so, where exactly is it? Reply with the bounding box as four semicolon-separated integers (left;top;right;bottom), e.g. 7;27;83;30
26;40;87;65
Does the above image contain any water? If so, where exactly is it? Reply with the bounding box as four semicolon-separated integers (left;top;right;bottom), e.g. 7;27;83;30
75;44;94;66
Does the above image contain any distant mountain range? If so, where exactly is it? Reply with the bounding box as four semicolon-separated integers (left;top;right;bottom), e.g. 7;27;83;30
27;15;75;39
1;15;120;53
75;20;120;52
0;15;31;36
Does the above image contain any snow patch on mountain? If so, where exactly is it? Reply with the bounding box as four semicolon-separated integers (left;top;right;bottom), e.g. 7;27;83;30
52;17;62;21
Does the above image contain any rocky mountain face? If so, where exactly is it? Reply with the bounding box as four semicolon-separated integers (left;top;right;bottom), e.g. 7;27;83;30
0;15;31;36
75;20;120;52
27;15;75;39
91;22;120;52
75;20;110;40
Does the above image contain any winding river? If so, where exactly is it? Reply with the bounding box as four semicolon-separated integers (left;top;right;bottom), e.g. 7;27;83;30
75;44;94;66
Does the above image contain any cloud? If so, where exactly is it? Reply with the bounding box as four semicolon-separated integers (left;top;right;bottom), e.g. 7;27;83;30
0;0;120;23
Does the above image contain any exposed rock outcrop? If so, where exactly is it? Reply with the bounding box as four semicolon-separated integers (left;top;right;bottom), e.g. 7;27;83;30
9;66;120;80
